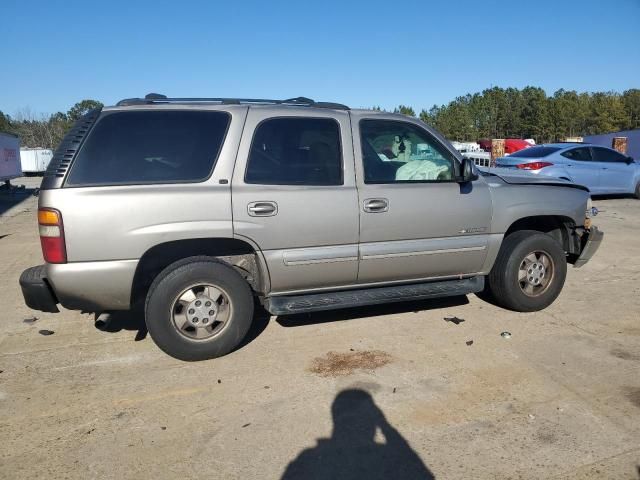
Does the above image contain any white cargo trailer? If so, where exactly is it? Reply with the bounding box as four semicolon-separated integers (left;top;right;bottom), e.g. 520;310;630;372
0;132;22;184
20;148;53;174
462;150;491;168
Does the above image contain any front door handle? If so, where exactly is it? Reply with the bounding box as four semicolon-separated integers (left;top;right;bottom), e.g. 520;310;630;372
248;201;278;216
363;198;389;213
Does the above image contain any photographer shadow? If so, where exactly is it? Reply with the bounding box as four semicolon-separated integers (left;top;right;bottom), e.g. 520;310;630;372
282;389;434;480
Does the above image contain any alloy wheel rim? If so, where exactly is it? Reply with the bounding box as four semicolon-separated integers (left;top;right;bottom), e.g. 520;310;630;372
171;283;232;340
518;250;554;297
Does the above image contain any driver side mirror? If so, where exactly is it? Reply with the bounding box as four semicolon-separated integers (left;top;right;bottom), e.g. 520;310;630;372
459;157;479;183
625;156;634;165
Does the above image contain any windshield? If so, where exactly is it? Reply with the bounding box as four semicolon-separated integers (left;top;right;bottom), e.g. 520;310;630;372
509;146;561;158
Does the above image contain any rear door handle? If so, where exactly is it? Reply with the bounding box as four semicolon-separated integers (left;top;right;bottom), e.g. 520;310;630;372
363;198;388;213
248;201;278;216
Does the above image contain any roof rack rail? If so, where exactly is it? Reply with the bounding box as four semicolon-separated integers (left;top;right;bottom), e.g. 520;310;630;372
116;94;349;110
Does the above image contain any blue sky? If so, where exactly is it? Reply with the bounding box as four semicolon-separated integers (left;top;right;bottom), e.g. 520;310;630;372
1;0;638;116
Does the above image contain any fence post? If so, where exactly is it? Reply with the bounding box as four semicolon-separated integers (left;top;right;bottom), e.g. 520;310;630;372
490;139;505;167
612;137;627;154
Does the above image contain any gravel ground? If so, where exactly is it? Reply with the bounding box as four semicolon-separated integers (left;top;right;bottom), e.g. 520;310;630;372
1;179;639;479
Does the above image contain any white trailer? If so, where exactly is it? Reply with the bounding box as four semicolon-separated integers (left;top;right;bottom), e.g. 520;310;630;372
451;141;482;153
20;148;53;174
462;150;491;169
0;132;22;184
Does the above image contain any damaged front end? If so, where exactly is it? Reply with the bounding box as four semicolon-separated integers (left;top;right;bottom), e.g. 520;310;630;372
569;199;603;268
572;226;604;268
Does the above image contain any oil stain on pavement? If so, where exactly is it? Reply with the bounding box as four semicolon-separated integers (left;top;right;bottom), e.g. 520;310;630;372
624;387;640;408
309;350;392;377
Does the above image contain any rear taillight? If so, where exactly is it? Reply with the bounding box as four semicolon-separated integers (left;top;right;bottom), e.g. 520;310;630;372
38;208;67;264
516;162;553;170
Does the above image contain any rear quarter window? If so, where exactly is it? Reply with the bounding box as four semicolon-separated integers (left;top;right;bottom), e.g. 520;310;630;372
65;110;230;186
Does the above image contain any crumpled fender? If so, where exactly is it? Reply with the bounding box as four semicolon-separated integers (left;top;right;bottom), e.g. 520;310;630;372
488;171;589;192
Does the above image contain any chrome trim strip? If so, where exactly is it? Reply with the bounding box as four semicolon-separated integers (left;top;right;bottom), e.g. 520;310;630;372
282;245;359;266
361;245;486;260
285;256;358;266
359;236;488;261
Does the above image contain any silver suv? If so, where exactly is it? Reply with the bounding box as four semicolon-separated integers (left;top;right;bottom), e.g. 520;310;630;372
19;95;603;360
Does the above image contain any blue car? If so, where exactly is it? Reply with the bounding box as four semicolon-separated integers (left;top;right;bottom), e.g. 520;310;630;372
495;143;640;197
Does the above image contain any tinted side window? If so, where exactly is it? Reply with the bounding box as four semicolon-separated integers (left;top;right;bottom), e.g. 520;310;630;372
66;111;230;186
561;147;592;161
245;118;342;185
591;147;628;163
360;119;455;184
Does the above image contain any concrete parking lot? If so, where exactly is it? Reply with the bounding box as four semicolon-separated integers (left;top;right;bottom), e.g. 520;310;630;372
1;178;639;479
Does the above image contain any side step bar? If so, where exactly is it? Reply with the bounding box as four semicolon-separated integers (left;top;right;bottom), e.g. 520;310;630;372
264;276;484;315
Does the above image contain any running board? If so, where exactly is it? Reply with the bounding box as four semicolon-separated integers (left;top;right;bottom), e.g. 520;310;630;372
264;276;484;315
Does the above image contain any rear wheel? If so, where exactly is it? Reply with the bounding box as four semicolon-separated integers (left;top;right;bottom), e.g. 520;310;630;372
145;257;254;361
485;230;567;312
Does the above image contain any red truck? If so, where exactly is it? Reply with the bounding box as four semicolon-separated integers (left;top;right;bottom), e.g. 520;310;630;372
478;138;532;154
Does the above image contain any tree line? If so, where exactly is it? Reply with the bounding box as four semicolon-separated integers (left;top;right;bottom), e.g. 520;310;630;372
2;88;639;149
384;87;640;143
0;100;103;149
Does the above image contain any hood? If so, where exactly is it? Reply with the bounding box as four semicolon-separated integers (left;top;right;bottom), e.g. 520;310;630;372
481;169;589;192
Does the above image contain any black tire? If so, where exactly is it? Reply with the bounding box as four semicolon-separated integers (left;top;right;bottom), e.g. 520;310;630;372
145;257;254;361
634;182;640;199
485;230;567;312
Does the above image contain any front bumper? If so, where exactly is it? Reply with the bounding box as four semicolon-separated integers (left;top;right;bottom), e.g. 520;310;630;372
574;226;604;268
19;265;59;313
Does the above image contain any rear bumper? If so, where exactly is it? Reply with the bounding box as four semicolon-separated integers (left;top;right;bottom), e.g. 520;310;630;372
20;260;138;312
48;259;138;311
574;226;604;268
19;265;59;313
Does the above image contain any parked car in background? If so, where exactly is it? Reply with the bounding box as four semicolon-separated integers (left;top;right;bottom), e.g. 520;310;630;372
495;143;640;197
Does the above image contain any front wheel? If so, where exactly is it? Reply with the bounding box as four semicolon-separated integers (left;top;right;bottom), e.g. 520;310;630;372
145;257;254;361
634;182;640;199
485;230;567;312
